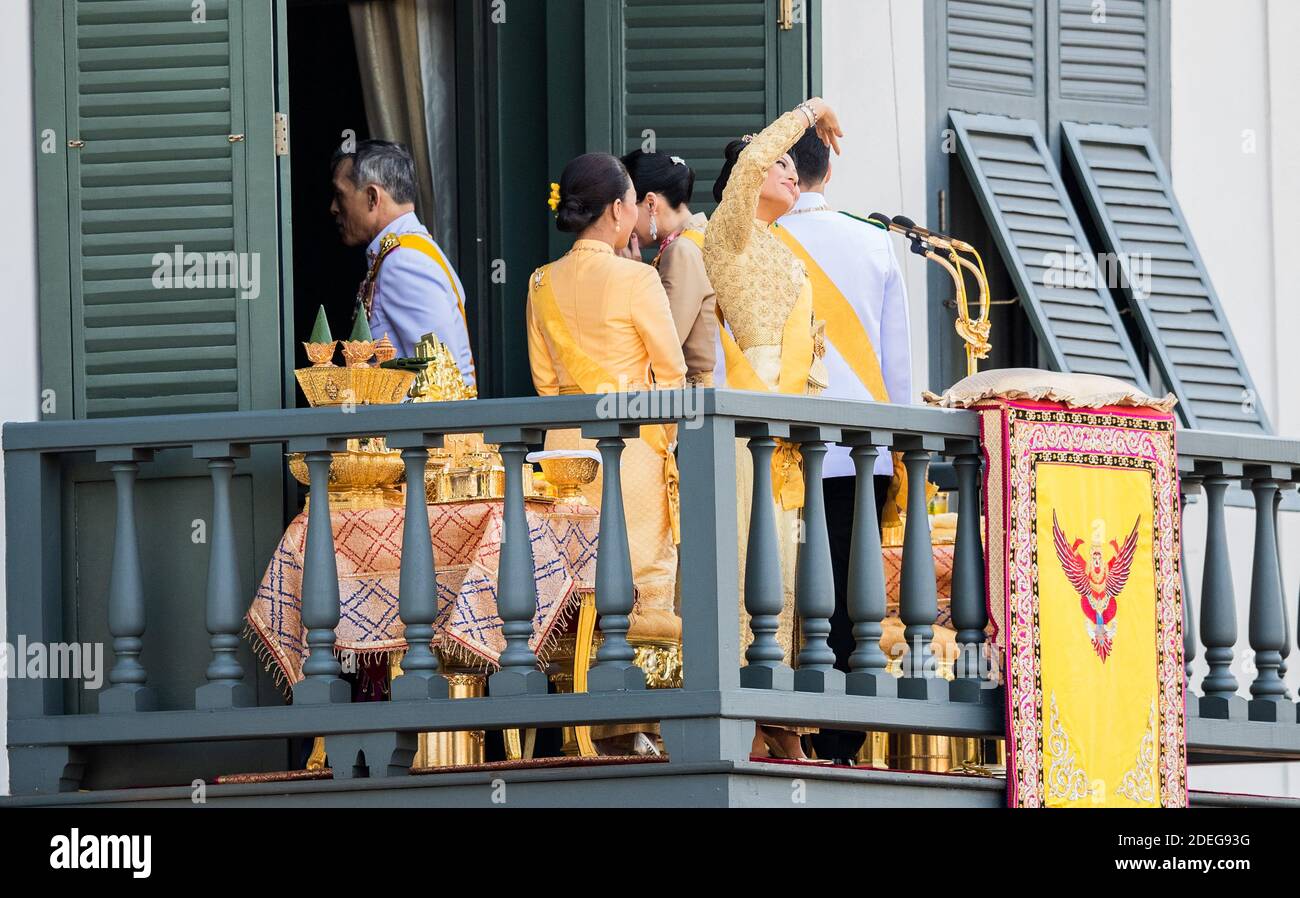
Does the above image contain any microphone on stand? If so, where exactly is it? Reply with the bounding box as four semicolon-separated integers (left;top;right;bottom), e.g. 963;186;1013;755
890;215;976;254
866;211;993;376
867;212;959;253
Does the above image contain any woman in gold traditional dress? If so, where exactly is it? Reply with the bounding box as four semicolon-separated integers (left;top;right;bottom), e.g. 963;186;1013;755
703;98;843;761
621;150;717;386
527;153;688;755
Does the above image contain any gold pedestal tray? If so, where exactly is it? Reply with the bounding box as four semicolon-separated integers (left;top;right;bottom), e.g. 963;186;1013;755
388;652;487;768
289;358;414;511
537;456;599;505
305;650;488;773
287;437;405;511
295;364;415;408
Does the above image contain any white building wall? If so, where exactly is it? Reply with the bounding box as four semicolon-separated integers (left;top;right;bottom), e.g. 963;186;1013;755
1172;0;1300;798
0;0;41;797
820;0;930;401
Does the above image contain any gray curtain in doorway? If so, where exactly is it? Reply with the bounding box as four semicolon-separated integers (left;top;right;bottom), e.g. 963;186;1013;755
349;0;459;262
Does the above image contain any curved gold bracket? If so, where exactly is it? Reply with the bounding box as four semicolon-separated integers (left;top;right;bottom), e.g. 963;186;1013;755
572;591;599;757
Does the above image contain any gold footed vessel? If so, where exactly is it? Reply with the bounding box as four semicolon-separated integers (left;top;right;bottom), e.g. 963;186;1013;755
287;437;405;511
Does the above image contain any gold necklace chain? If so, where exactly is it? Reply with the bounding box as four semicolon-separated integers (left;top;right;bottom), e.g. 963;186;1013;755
784;204;831;217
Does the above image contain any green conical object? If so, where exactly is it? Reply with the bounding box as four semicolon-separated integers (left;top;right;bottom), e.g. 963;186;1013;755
349;311;373;342
308;306;333;343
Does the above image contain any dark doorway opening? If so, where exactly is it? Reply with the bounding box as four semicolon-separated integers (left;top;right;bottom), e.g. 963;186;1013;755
286;0;371;406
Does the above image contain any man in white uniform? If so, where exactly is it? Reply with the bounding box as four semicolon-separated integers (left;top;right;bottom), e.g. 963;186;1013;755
777;127;912;763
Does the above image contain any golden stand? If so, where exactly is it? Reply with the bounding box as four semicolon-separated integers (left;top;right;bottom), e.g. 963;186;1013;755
390;652;487;767
552;590;683;757
304;650;488;772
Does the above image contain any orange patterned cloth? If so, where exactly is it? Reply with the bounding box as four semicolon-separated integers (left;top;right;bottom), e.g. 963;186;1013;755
246;500;598;686
882;544;954;628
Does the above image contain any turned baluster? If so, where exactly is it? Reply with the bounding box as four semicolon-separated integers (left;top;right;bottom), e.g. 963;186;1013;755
897;438;947;700
793;428;844;694
1273;487;1291;684
292;440;349;704
949;443;992;703
1198;465;1244;719
584;424;646;692
193;442;254;709
485;429;548;696
843;438;895;698
96;448;157;713
1246;466;1290;721
389;437;449;701
740;427;793;690
1178;470;1202;699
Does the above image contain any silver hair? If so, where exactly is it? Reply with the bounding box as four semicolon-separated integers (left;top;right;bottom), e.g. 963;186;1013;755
331;139;417;205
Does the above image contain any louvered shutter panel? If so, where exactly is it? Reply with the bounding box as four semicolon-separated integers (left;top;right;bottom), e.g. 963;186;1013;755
63;0;280;418
619;0;786;212
949;111;1149;388
1062;122;1267;433
1048;0;1166;152
938;0;1044;122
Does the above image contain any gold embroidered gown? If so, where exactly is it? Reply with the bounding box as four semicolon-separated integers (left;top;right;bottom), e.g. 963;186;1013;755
526;239;688;644
703;109;828;674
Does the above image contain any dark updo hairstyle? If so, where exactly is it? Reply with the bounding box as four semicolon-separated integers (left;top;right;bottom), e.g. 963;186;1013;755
555;153;633;234
712;139;749;203
620;150;696;208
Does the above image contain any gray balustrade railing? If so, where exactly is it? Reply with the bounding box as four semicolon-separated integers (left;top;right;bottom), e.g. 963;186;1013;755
4;392;1300;796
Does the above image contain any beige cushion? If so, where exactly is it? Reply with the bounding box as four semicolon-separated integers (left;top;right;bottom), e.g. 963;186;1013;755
922;367;1176;412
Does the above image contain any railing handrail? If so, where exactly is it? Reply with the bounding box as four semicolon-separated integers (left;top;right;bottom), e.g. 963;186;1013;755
9;390;1298;469
0;389;988;453
1176;427;1300;468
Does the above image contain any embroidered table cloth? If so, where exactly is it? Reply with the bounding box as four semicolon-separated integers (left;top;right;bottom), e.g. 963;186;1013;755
246;499;598;686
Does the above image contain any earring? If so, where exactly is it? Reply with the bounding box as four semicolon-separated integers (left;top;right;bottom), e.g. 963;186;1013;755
649;210;658;242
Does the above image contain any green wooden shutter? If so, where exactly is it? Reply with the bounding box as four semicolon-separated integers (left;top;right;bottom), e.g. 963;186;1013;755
1062;122;1267;433
949;110;1149;387
47;0;282;418
939;0;1043;117
1047;0;1167;156
590;0;809;212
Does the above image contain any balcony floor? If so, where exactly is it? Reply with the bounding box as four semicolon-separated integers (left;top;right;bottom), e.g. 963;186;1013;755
3;759;1297;808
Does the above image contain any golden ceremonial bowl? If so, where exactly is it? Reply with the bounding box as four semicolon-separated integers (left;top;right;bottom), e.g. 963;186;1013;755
539;456;599;505
287;437;405;510
294;365;416;408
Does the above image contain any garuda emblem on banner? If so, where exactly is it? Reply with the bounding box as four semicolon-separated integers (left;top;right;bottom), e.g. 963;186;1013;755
1051;512;1141;662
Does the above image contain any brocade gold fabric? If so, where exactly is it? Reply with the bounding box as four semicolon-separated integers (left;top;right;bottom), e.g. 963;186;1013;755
703;110;825;687
703;108;824;392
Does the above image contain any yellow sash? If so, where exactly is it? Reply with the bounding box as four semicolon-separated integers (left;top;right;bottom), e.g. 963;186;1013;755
773;224;908;524
393;233;477;384
529;265;681;543
773;226;890;403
